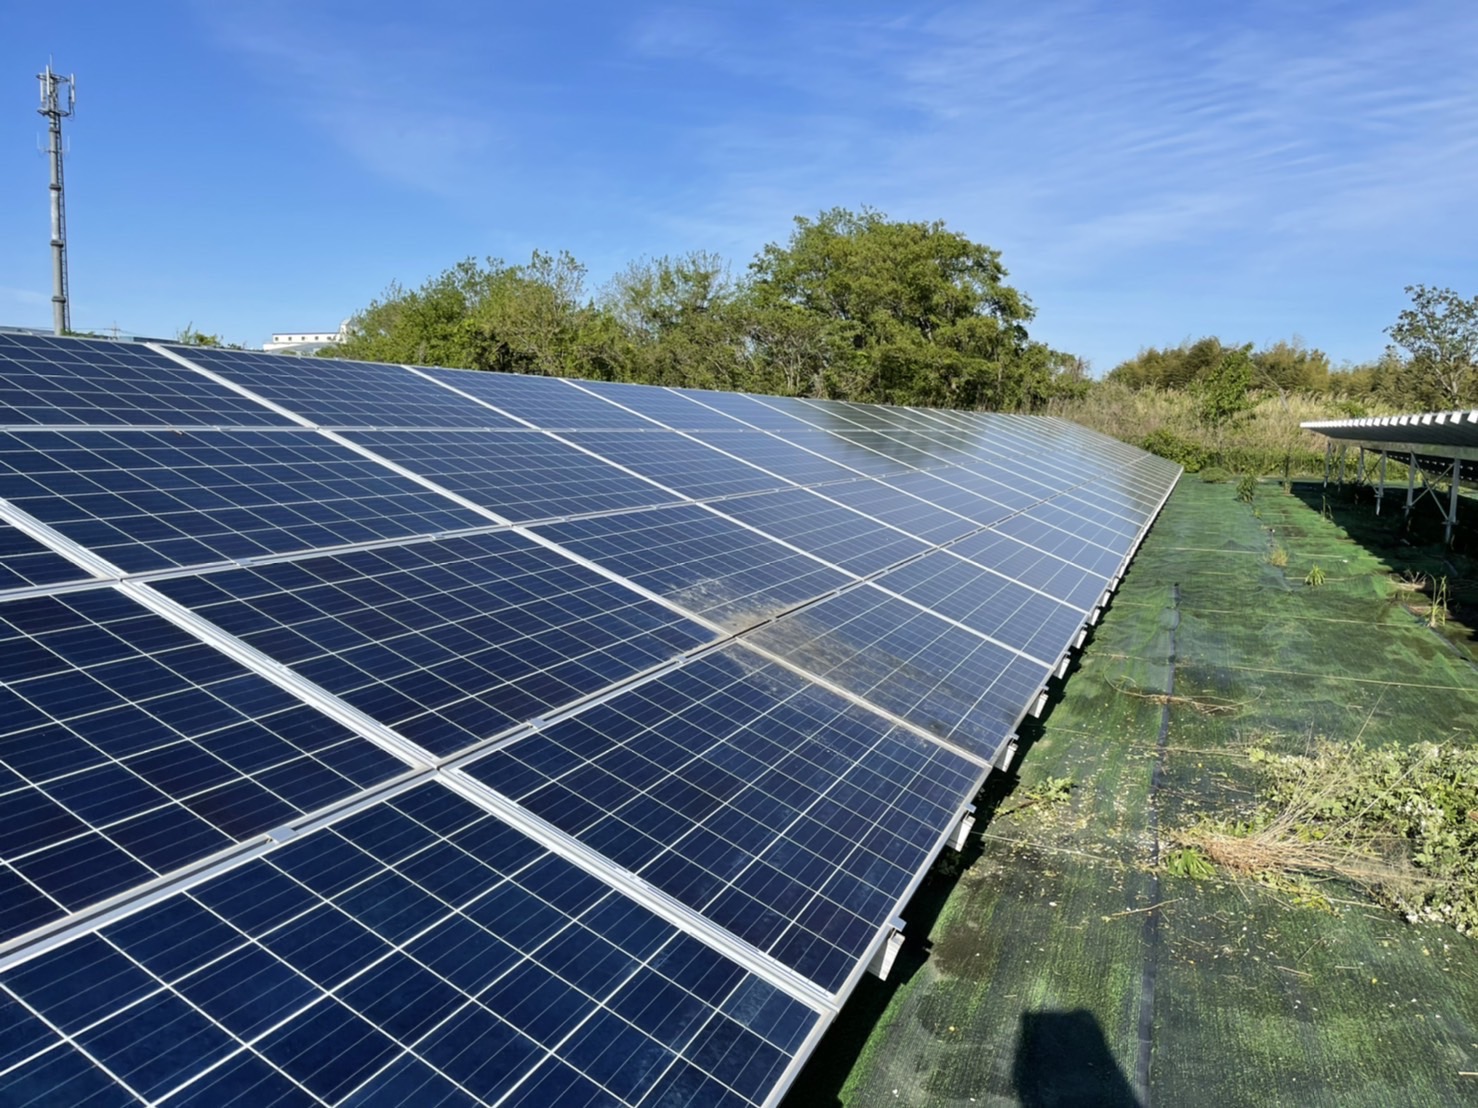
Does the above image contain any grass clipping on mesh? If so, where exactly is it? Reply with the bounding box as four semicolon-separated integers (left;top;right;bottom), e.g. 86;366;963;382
1166;739;1478;935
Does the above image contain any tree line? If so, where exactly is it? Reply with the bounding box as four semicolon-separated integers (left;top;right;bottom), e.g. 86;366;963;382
325;208;1091;411
1106;284;1478;413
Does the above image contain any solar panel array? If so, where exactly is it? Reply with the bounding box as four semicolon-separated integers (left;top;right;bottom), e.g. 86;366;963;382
0;334;1179;1107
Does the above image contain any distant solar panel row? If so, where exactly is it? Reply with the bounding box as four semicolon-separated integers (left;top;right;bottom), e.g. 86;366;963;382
0;334;1179;1106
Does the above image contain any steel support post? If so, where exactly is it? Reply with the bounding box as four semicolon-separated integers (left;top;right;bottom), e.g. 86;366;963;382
1447;458;1460;545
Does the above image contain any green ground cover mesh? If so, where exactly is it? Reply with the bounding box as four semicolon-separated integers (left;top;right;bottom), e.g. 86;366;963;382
785;478;1478;1108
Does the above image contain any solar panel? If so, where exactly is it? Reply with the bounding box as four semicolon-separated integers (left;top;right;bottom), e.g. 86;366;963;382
0;333;296;428
0;587;404;942
743;587;1051;761
340;429;683;522
0;332;1181;1107
814;478;980;545
170;346;523;429
0;781;821;1107
682;432;887;487
423;368;664;429
564;379;757;431
871;551;1087;662
945;528;1107;611
560;432;799;500
152;532;715;758
662;388;832;433
0;519;89;592
713;488;931;576
532;504;853;627
458;648;980;991
0;428;490;572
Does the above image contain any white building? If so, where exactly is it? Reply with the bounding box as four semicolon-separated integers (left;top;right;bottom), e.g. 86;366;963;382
264;321;349;354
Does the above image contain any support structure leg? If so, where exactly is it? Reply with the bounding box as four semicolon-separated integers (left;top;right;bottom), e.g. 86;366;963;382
1376;451;1387;515
1447;458;1460;546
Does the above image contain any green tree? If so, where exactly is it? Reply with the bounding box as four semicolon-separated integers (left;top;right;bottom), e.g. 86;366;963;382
747;207;1038;407
1197;343;1254;427
1384;284;1478;407
601;252;752;390
1252;338;1329;394
331;253;618;378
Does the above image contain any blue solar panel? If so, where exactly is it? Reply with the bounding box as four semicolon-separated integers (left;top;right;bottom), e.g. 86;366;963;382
0;333;294;428
683;432;878;486
0;781;820;1107
0;429;490;572
814;478;979;545
944;530;1107;611
662;388;828;433
745;586;1050;761
533;504;853;627
0;334;1183;1108
424;368;663;429
0;587;404;942
172;346;523;429
460;648;980;991
872;551;1087;662
827;430;955;469
564;380;756;431
153;533;715;758
341;429;683;522
994;511;1126;578
0;520;88;592
714;488;930;576
562;432;799;500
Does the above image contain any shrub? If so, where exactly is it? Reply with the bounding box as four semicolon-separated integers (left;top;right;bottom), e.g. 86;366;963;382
1141;428;1209;472
1198;466;1232;483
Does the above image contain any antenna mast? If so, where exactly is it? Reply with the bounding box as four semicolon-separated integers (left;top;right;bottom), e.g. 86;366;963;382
38;64;75;335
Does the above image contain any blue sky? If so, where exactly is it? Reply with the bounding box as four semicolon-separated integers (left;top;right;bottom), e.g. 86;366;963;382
2;1;1476;373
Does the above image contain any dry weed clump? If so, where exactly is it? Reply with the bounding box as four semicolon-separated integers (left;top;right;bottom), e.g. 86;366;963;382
1168;739;1478;935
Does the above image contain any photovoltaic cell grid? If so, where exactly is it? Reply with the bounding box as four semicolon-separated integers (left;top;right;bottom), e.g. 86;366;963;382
423;368;663;430
744;587;1051;762
168;345;524;430
0;520;88;593
0;588;405;943
0;781;819;1107
0;429;491;573
341;429;683;522
0;334;1180;1108
0;334;297;429
152;532;716;759
460;648;980;992
532;505;853;627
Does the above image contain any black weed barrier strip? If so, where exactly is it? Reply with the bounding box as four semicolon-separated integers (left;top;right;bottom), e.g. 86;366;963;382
1134;582;1178;1105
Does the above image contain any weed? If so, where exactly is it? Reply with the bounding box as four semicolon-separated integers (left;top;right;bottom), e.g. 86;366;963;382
1305;564;1327;587
1427;576;1450;629
1164;847;1215;880
998;774;1074;819
1170;739;1478;936
1236;473;1257;503
1267;543;1289;568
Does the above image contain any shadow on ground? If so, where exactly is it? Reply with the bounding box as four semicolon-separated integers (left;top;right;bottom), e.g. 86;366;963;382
1013;1008;1141;1108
